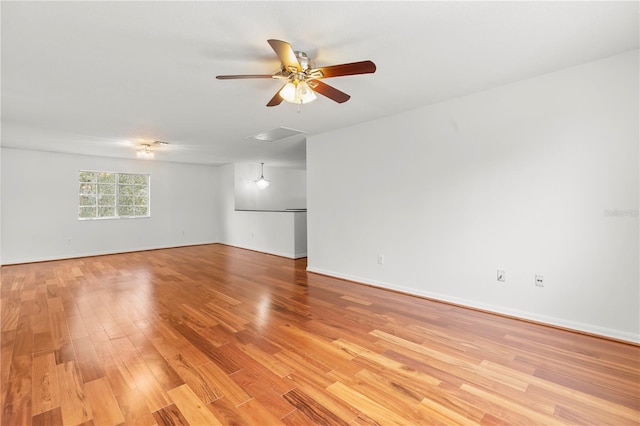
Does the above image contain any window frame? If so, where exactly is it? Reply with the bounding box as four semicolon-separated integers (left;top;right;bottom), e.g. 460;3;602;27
78;170;151;220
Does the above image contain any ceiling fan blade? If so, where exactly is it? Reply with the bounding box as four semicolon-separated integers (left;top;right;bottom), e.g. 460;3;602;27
216;74;274;80
310;80;350;104
313;60;376;79
266;86;285;107
267;39;300;71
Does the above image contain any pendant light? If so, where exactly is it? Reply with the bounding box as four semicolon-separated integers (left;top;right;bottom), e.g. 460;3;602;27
255;162;270;189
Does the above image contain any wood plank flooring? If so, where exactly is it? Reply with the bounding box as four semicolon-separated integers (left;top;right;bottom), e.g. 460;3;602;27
1;244;638;425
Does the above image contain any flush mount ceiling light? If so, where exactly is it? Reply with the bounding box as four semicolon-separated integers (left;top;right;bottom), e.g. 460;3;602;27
255;162;270;189
135;140;169;160
137;144;154;160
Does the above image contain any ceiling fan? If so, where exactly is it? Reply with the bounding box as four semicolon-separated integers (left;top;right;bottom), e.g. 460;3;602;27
216;39;376;107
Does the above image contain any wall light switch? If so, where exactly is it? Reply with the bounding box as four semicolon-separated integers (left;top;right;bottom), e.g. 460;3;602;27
497;270;506;282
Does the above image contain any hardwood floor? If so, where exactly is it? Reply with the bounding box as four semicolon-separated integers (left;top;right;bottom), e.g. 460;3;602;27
1;244;638;425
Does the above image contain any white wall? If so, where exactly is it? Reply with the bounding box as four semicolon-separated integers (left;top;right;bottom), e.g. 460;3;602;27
234;162;306;211
294;212;307;258
0;147;2;265
1;148;221;264
219;164;307;258
307;50;639;342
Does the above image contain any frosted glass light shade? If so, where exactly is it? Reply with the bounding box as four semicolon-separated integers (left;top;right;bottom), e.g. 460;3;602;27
136;145;154;159
279;80;317;104
279;82;297;103
256;177;270;189
296;81;316;104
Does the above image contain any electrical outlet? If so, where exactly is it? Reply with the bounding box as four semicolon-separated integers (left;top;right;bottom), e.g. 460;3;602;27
497;270;505;282
535;275;544;287
378;255;384;265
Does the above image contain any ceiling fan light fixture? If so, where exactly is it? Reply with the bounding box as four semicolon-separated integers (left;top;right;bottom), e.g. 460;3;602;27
217;39;376;107
279;80;317;105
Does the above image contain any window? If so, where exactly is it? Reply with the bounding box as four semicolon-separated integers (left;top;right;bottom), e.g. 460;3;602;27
79;171;149;219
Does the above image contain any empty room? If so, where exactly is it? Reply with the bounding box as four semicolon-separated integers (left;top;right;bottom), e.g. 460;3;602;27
1;1;638;425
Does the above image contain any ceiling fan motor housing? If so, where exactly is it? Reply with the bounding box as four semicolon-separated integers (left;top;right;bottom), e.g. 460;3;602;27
294;51;313;71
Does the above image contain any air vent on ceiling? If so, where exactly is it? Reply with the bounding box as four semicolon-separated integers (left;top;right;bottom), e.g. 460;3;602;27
247;127;306;142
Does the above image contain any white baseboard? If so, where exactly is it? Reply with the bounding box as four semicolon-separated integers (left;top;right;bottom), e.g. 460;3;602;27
221;243;303;259
306;266;639;344
1;241;218;265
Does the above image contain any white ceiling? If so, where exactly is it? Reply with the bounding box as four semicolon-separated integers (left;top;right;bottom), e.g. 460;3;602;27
2;1;638;169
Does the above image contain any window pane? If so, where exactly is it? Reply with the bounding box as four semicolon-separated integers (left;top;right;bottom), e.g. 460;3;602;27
134;185;147;196
97;172;115;183
79;195;96;206
79;171;96;183
79;183;96;195
97;184;115;195
98;195;115;206
118;195;133;205
118;205;134;216
134;196;147;206
118;174;135;184
133;175;147;185
79;206;97;218
134;207;148;216
98;206;115;217
119;185;135;195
